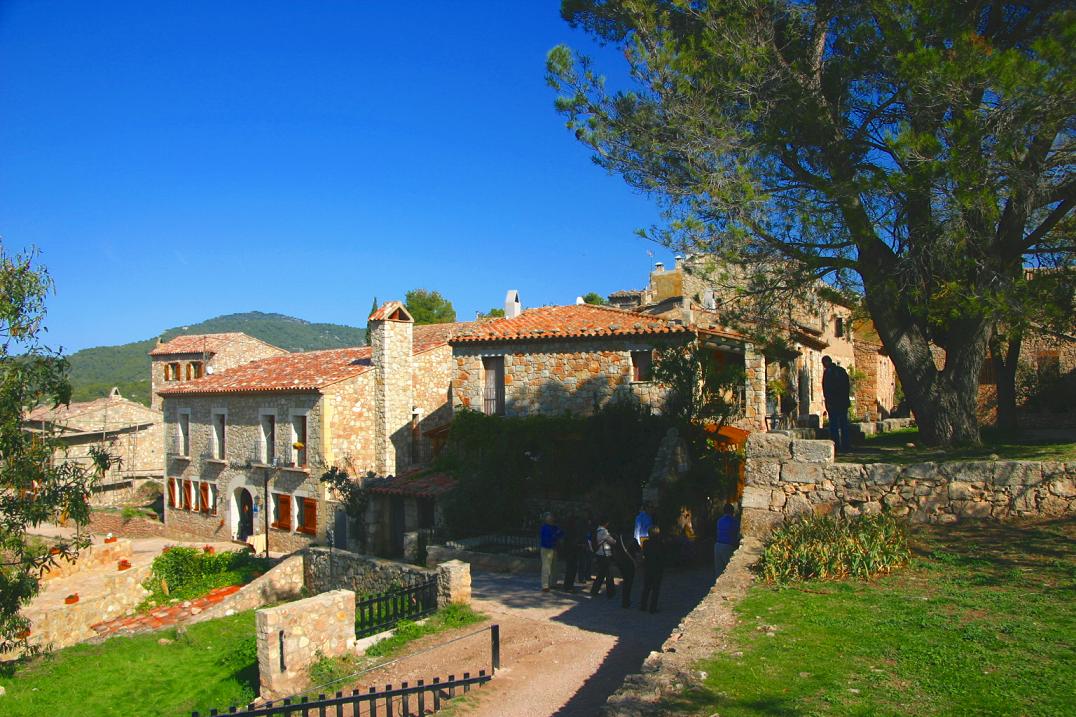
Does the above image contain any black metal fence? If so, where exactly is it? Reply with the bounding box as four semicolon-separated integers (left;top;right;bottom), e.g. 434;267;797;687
355;577;438;638
192;671;491;717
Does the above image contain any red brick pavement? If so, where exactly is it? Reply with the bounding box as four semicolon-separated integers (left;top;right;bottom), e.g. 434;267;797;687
90;584;242;638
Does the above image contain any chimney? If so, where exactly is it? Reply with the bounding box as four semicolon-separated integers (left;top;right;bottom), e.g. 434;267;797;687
654;262;664;273
369;301;414;476
575;296;585;305
504;290;522;319
674;254;683;269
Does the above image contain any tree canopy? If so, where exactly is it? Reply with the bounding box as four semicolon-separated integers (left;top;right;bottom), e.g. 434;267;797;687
549;0;1075;445
405;289;457;325
582;291;609;305
0;244;112;656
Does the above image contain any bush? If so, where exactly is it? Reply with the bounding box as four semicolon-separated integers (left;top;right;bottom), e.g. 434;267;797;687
758;513;910;583
142;547;272;607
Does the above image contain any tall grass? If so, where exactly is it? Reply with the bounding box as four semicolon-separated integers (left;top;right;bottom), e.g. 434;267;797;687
758;513;910;582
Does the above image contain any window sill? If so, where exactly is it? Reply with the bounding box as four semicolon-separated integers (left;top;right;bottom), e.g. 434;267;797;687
281;465;309;474
629;380;653;385
205;458;227;465
296;528;317;536
169;454;191;461
270;525;294;533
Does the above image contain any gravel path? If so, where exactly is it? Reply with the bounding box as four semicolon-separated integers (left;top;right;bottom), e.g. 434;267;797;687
341;565;715;717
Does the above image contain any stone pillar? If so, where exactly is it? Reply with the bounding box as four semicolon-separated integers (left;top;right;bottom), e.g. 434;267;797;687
743;344;767;431
256;589;357;701
436;559;471;607
369;301;414;476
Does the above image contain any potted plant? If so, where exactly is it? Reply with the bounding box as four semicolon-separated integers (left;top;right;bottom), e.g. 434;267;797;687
104;533;117;544
203;545;215;555
64;593;79;605
117;559;131;571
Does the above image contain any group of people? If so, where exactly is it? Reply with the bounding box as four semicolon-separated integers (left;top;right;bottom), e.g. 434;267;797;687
538;503;741;614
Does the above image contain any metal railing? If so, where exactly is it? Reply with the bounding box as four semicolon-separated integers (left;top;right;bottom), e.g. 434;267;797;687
355;577;438;638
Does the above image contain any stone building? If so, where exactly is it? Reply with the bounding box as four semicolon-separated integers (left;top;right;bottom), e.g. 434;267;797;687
610;255;897;428
157;304;468;554
23;388;164;506
446;299;752;419
149;332;288;410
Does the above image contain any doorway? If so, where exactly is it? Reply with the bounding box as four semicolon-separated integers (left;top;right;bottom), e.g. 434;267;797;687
232;487;254;541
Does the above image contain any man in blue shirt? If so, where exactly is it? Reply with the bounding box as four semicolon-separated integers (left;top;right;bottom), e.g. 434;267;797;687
539;512;564;592
634;505;653;546
714;504;739;577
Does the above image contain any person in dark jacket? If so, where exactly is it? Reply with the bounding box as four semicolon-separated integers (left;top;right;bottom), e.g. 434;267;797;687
590;517;616;598
560;515;582;592
612;525;641;609
639;525;668;613
822;355;852;453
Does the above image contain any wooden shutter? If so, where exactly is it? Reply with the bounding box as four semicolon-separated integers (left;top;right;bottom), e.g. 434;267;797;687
274;494;292;530
168;479;176;508
182;480;192;510
200;483;210;513
300;498;317;534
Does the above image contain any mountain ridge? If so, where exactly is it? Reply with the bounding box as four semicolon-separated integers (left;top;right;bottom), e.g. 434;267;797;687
68;311;366;406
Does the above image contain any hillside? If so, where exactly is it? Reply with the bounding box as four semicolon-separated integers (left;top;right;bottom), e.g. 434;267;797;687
67;312;366;405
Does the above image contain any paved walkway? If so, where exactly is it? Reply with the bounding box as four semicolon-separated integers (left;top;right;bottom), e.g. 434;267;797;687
340;564;716;717
90;584;242;638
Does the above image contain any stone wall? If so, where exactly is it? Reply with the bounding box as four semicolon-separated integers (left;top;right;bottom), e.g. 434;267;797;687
304;547;469;606
412;344;454;464
371;310;413;476
186;553;305;627
853;339;898;422
740;432;1076;537
256;589;356;701
452;337;685;418
40;538;134;582
320;371;376;472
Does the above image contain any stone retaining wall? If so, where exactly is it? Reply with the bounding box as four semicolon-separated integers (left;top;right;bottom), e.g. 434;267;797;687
40;538;134;582
256;589;356;700
426;544;538;574
304;547;470;606
185;553;305;627
741;433;1075;536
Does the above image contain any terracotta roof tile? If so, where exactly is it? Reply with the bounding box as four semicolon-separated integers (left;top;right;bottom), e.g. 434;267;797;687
368;301;413;322
149;333;280;357
448;304;690;344
158;323;472;396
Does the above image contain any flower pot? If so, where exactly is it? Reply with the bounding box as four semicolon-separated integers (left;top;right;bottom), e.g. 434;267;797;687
49;547;61;556
64;594;79;605
203;545;215;555
118;560;131;571
104;536;118;544
15;629;30;640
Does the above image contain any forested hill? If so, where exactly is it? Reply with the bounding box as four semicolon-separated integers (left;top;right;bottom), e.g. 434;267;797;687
67;312;365;406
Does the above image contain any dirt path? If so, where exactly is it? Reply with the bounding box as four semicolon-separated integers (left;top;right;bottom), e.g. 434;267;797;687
341;566;715;717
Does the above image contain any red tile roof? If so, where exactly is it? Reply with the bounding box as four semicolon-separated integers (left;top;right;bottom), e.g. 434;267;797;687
149;333;281;357
448;304;690;344
365;471;457;498
158;323;472;395
368;301;413;322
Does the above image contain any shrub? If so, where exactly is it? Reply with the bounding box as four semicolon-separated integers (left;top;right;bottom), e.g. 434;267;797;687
758;513;910;583
142;547;272;607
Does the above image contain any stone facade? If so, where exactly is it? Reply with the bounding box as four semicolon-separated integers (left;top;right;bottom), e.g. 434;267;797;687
451;337;684;417
853;339;898;421
256;589;356;701
163;392;328;552
740;432;1076;536
150;333;288;410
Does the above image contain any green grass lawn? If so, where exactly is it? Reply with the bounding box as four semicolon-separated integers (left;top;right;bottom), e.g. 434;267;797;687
839;427;1076;464
0;611;259;717
681;519;1076;716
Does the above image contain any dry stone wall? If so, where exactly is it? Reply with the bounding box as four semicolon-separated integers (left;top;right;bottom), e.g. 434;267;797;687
741;432;1076;536
305;547;469;606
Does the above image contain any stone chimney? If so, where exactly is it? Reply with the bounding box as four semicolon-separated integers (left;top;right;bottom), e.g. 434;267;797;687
654;261;664;273
369;301;414;476
504;290;522;319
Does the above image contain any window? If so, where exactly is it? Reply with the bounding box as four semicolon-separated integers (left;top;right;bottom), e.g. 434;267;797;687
178;412;191;456
297;497;317;535
272;493;292;531
261;413;276;464
165;362;180;381
291;414;307;467
482;356;505;416
186;361;204;380
212;412;226;459
631;351;653;381
199;482;211;514
834;316;845;338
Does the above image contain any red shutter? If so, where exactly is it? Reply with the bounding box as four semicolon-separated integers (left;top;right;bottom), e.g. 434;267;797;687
274;494;292;530
200;483;210;513
183;480;192;510
168;479;176;508
300;497;317;534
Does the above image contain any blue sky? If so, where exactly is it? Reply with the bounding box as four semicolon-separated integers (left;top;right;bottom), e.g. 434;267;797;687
0;1;674;353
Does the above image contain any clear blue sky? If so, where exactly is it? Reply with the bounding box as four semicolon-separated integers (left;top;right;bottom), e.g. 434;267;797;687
0;1;675;353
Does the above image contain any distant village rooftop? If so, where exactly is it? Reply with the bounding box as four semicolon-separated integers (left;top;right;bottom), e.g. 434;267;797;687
448;303;691;344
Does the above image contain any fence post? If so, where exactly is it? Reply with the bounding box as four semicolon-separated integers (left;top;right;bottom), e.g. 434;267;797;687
491;624;501;673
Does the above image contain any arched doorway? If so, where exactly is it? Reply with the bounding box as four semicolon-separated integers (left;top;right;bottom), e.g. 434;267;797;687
232;487;254;541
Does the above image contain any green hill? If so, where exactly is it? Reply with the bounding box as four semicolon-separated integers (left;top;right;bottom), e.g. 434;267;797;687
67;312;366;406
